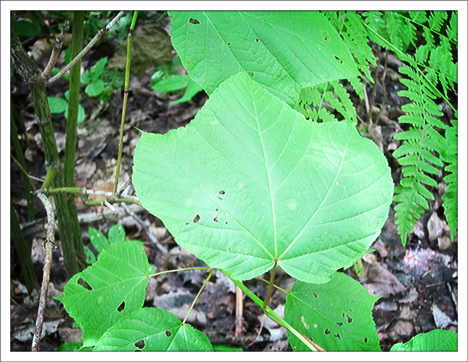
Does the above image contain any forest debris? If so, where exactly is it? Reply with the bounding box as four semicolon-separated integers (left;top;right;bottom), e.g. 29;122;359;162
359;263;406;297
372;238;388;258
13;319;63;342
438;236;452;251
432;304;457;329
258;305;287;342
397;305;417;320
389;320;413;340
57;327;82;343
412;219;426;240
398;287;418;304
108;22;172;77
427;212;445;242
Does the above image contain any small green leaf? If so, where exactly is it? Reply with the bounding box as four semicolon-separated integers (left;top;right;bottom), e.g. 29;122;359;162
170;78;204;105
85;247;96;265
64;46;73;65
108;224;126;243
47;97;68;114
55;242;149;347
94;308;213;351
13;19;42;37
88;227;109;254
285;272;381;351
77;104;86;123
390;329;457;351
151;74;190;92
85;79;105;97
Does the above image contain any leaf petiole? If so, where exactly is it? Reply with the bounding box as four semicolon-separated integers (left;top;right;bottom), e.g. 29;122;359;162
147;266;208;278
228;275;322;352
182;268;213;325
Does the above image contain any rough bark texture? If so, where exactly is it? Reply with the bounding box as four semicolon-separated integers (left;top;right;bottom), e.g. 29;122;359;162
11;29;85;277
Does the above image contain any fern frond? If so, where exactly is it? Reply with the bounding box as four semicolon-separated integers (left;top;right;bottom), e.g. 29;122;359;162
446;12;458;43
296;80;357;124
428;11;448;32
362;11;391;48
392;55;451;244
440;119;458;240
408;11;428;24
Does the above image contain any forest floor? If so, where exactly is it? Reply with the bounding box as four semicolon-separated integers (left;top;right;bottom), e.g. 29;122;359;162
10;19;458;352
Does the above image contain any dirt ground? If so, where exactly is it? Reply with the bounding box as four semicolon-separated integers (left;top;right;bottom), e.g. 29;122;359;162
10;17;458;352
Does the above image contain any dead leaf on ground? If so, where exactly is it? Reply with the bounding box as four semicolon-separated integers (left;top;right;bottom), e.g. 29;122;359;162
359;263;406;297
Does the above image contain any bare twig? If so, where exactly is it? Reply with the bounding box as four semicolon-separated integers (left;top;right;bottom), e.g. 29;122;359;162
39;20;70;83
31;193;56;352
447;283;458;314
235;285;244;338
47;11;125;84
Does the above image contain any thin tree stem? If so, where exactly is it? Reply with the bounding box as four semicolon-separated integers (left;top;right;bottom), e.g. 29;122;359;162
113;11;138;196
263;260;277;310
31;193;56;351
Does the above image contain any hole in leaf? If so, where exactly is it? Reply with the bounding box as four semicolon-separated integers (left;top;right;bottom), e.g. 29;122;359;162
247;71;254;77
189;18;200;25
228;248;231;252
325;329;331;335
186;222;190;225
166;330;172;337
313;324;317;328
321;31;330;41
312;292;317;298
117;301;125;312
256;38;259;42
218;196;224;200
228;42;231;45
334;55;344;64
346;315;353;323
336;322;343;327
342;312;345;318
364;337;368;343
334;334;341;340
349;309;352;312
135;349;142;352
219;190;225;195
135;339;145;349
293;346;298;351
214;215;219;222
225;221;228;224
193;214;200;223
215;208;219;212
77;278;92;290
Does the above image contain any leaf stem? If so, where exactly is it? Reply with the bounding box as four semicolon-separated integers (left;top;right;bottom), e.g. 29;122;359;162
182;268;213;325
113;11;138;196
256;276;289;294
263;260;277;310
228;276;322;352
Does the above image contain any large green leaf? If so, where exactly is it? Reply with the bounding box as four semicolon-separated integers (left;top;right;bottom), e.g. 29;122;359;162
133;72;393;283
285;272;380;351
169;11;359;106
94;308;213;351
390;329;457;351
55;242;149;346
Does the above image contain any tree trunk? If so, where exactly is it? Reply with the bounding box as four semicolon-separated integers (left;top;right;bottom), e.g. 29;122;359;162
11;29;85;277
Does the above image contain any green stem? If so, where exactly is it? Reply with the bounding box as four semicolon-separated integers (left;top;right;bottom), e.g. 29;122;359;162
256;276;289;294
113;11;138;196
228;276;320;352
182;268;213;325
64;11;84;187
